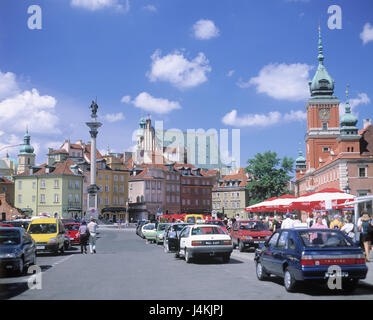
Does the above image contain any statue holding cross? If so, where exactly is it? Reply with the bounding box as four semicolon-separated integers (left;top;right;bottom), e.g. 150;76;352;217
90;100;98;119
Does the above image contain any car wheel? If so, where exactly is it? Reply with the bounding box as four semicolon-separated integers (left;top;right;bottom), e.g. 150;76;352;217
256;261;269;280
222;253;230;263
284;268;297;292
18;257;25;275
185;249;192;263
239;240;245;252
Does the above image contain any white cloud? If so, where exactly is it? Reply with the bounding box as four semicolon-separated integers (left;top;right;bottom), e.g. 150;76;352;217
70;0;129;12
0;71;19;100
143;4;157;12
340;93;370;116
222;109;307;127
0;88;59;134
121;95;131;103
131;92;181;114
104;112;125;122
227;70;235;77
360;23;373;45
239;63;314;101
192;19;220;40
146;49;211;89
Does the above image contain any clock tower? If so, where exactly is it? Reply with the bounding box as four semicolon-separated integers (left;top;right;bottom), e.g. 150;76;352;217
305;27;340;171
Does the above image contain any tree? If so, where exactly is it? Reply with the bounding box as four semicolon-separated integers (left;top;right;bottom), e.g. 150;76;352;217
245;151;294;206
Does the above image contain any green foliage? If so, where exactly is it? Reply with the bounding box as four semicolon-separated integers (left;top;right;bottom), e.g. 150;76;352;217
245;151;294;205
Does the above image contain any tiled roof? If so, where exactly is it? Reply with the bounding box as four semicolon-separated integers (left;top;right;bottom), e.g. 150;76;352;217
51;149;69;155
0;176;13;184
84;145;103;160
17;159;79;176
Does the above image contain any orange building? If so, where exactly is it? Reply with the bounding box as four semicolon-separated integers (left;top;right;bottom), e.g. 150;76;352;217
294;28;373;215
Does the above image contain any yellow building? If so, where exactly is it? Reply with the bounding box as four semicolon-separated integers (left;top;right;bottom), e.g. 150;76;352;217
97;154;130;223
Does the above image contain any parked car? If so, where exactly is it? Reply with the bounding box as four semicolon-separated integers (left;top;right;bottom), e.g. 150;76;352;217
173;224;233;263
27;218;65;255
155;223;170;245
2;220;30;229
0;227;36;275
254;228;368;292
142;223;157;243
136;220;150;238
205;220;228;234
230;220;272;252
64;222;81;246
163;223;192;253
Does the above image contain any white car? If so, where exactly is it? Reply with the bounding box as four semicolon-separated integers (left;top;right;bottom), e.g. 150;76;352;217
175;224;233;263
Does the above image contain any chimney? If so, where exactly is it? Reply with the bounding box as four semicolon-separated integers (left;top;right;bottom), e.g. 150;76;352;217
363;119;372;129
47;148;55;167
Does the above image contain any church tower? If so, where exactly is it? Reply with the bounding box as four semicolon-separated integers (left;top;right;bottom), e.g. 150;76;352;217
17;129;36;174
305;27;340;171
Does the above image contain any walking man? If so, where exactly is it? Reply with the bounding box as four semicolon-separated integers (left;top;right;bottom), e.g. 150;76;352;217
88;217;98;254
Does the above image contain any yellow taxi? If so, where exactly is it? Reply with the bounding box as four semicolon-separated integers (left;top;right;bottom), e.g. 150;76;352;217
184;214;204;224
27;218;65;255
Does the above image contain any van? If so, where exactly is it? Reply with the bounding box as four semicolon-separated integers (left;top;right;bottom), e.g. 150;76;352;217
27;218;65;254
184;214;204;224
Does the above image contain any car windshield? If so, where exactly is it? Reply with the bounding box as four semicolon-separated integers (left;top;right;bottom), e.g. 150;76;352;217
239;221;268;230
28;223;57;234
191;226;224;235
206;221;225;227
173;224;188;232
65;224;80;231
0;229;20;245
186;217;196;223
298;230;353;248
157;224;168;231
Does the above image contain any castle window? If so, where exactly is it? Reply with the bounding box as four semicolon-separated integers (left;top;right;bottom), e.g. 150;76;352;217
323;147;330;152
359;167;367;178
347;147;350;152
322;122;328;130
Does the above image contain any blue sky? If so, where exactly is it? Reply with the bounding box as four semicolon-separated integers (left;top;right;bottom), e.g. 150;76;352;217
0;0;372;172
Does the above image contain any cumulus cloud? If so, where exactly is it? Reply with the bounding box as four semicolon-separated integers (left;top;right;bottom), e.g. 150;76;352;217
121;95;131;103
226;70;235;77
0;88;59;134
222;109;307;127
104;112;125;122
123;92;181;114
238;63;313;101
146;49;211;89
360;23;373;45
70;0;129;12
192;19;220;40
0;71;19;100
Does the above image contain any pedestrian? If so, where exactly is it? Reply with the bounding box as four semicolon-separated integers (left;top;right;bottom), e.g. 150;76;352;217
88;217;98;254
118;218;122;229
330;214;343;230
281;212;295;229
78;220;90;254
359;212;372;262
223;216;228;226
311;216;328;229
341;215;355;240
273;216;282;232
307;213;314;227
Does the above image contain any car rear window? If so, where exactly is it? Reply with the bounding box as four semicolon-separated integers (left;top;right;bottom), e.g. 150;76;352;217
186;217;196;224
298;230;353;248
0;229;20;245
173;224;188;232
143;224;155;230
206;221;225;227
28;223;57;234
191;226;224;235
157;224;168;231
239;221;268;230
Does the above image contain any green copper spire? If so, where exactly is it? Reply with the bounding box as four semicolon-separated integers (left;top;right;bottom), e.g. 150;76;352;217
19;129;35;154
340;85;358;132
309;26;335;97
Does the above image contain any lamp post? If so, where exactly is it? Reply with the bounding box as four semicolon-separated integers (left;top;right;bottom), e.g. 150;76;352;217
343;185;351;194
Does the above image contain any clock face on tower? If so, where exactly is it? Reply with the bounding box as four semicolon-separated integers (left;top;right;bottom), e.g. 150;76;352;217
319;108;330;120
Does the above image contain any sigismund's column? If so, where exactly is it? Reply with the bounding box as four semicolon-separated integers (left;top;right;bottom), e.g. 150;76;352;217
86;100;102;220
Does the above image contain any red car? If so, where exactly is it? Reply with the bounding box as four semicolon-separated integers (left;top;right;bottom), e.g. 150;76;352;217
205;220;228;234
230;220;272;252
0;223;14;227
64;223;81;245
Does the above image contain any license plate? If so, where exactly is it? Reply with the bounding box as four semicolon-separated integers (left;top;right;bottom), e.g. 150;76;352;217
70;238;74;240
36;246;45;250
325;272;349;278
253;241;265;244
205;241;220;245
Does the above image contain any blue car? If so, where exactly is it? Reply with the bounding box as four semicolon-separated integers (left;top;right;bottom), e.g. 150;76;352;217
254;228;368;292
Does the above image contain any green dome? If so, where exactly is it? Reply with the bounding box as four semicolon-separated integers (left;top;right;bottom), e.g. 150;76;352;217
309;28;334;97
341;113;358;127
296;150;306;163
19;131;34;154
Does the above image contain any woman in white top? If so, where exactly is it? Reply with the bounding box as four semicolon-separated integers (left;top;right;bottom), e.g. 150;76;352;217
341;216;355;239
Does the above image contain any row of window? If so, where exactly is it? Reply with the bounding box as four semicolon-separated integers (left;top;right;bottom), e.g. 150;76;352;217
17;180;80;190
315;166;368;187
98;185;126;193
213;192;241;199
98;197;126;206
181;179;210;185
182;188;210;195
181;199;210;206
212;200;241;209
166;184;180;192
98;173;126;182
166;195;180;203
17;194;80;204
